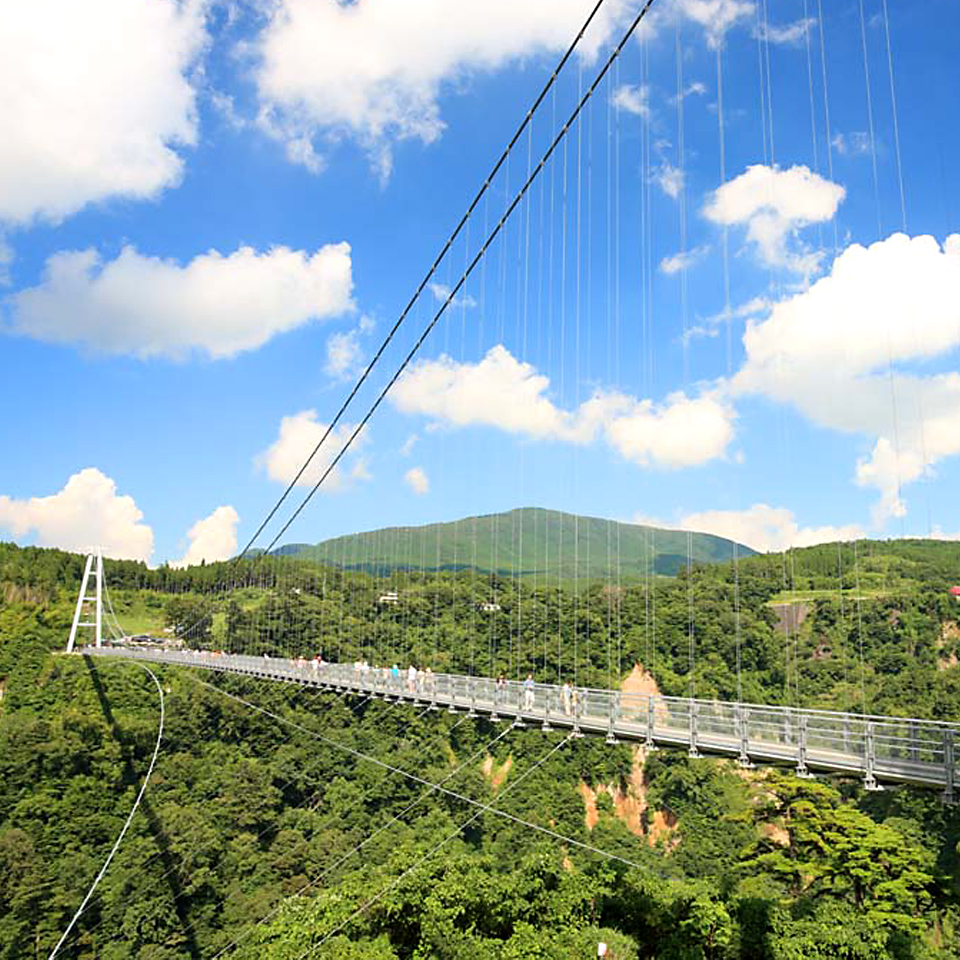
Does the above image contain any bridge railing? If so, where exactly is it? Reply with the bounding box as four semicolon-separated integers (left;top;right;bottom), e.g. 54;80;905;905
79;647;959;792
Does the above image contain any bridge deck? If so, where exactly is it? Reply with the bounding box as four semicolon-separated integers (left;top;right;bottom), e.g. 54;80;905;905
82;647;960;797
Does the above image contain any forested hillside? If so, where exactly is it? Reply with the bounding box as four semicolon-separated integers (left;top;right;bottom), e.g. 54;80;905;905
3;538;960;958
276;507;757;578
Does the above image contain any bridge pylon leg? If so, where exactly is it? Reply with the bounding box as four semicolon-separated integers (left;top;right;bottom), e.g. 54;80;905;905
66;549;104;653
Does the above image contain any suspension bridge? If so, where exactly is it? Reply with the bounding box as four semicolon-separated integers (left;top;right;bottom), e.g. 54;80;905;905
28;0;960;951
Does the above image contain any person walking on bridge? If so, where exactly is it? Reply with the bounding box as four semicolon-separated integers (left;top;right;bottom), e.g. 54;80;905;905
523;673;535;711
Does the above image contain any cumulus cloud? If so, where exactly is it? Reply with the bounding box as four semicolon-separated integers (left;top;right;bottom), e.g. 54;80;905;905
674;0;755;49
428;282;477;309
391;344;734;469
325;328;363;380
252;0;635;175
703;163;845;273
660;245;710;275
755;17;817;47
256;409;371;492
9;243;353;359
404;466;430;495
612;84;650;117
400;434;419;457
0;0;205;225
733;232;960;525
831;131;871;157
0;468;154;562
676;503;863;553
654;162;684;200
173;506;238;569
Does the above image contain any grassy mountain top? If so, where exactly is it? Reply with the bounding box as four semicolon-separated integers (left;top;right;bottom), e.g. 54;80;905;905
276;506;758;578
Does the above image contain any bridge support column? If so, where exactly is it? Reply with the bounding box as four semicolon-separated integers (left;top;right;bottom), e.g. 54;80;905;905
571;688;584;739
736;705;752;768
943;731;956;805
864;722;881;791
688;700;700;759
796;715;813;778
645;698;658;752
605;693;620;745
66;550;104;653
541;686;552;732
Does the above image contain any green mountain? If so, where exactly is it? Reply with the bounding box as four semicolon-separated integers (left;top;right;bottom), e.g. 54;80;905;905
275;506;757;577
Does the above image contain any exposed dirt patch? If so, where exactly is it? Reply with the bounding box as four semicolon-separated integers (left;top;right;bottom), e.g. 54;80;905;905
2;582;48;605
579;781;600;831
481;755;513;792
938;622;959;670
770;602;810;636
620;662;662;698
648;808;679;846
759;821;790;847
812;642;832;660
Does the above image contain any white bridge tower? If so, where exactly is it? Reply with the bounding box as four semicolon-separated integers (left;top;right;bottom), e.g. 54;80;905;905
66;549;104;653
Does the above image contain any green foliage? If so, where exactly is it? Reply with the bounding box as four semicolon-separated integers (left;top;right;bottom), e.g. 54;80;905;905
4;538;960;958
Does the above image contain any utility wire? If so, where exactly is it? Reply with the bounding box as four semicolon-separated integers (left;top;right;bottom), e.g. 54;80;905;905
198;676;660;877
261;0;659;557
236;0;615;563
49;664;165;960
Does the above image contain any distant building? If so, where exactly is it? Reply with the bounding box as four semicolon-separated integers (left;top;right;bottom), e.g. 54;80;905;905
378;591;399;604
950;586;960;600
478;601;501;612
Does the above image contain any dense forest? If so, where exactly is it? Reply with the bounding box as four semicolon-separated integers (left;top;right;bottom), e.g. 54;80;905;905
2;537;960;958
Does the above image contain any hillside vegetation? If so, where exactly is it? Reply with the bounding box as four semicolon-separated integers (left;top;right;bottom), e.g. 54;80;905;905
276;507;757;578
2;537;960;958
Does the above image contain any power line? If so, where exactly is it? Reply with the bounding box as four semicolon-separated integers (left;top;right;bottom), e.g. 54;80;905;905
260;0;659;557
236;0;616;563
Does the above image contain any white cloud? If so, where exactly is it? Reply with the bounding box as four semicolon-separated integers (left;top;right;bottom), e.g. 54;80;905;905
252;0;634;175
612;84;650;118
831;131;871;157
400;434;419;457
660;245;710;275
256;409;371;492
173;506;238;569
703;163;845;273
0;468;154;562
755;17;817;47
325;328;363;380
428;282;477;309
391;344;734;469
0;0;206;225
404;466;430;495
674;0;755;49
0;236;11;286
733;232;960;526
668;80;708;105
654;162;684;200
9;242;354;359
676;503;864;553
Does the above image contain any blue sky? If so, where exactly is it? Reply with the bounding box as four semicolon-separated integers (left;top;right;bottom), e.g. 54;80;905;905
0;0;958;565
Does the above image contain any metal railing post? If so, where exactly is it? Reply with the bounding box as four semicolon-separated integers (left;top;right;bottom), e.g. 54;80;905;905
943;730;956;805
864;722;880;791
796;715;812;778
645;697;658;751
605;692;620;745
688;699;700;758
737;704;752;768
572;688;583;738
